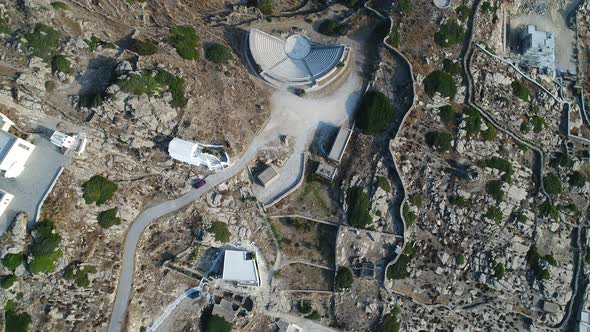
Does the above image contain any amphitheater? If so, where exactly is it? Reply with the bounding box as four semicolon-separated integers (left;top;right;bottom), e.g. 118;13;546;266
247;28;350;90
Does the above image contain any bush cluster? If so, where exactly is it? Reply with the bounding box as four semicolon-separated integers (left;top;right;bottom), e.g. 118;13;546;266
398;0;410;15
526;246;551;281
462;107;482;137
425;131;452;152
434;19;464;47
24;23;61;61
356;91;395;135
485;206;503;223
209;221;231;242
128;38;158;56
318;19;350;37
85;36;117;51
347;187;372;229
512;80;531;101
203;313;232;332
336;266;353;290
486;180;504;202
97;208;121;229
1;275;16;289
63;263;97;287
402;203;416;226
438;105;456;126
387;27;400;47
386;242;416;280
423;70;457;98
118;69;187;108
479;157;513;182
540;200;558;220
51;54;72;74
170;26;200;60
2;252;24;271
51;1;68;10
82;175;118;205
455;5;472;21
28;220;63;274
569;171;587;188
4;301;31;332
543;173;562;195
205;43;233;64
376;305;401;332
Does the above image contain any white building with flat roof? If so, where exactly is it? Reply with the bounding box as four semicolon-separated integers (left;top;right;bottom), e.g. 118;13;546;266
518;25;555;76
222;250;260;287
0;190;13;216
0;130;35;178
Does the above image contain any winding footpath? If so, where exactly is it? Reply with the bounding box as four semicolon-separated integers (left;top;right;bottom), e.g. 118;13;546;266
107;145;258;332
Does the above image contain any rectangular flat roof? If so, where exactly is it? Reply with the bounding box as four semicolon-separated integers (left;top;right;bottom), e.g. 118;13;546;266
0;130;16;162
316;162;336;180
257;164;279;186
222;250;259;286
328;126;352;162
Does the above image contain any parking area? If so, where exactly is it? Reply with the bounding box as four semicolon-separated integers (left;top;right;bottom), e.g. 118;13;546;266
0;134;70;233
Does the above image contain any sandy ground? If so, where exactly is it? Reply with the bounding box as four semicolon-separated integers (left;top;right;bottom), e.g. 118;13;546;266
510;0;581;73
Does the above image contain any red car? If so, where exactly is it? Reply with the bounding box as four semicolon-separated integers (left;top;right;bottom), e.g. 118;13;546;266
193;179;206;189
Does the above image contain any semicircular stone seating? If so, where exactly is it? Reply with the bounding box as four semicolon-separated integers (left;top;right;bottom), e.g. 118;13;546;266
248;29;347;89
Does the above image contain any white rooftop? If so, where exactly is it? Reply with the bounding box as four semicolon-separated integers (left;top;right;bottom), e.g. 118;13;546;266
222;250;260;286
249;29;346;87
168;138;229;171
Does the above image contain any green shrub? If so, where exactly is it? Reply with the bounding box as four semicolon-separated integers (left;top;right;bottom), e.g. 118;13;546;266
170;26;200;60
512;80;531;101
516;212;528;223
336;266;353;290
442;58;463;77
1;275;16;289
376;176;391;192
339;0;359;8
540;200;559;220
434;19;464;47
117;69;188;108
479;157;513;183
569;171;586;188
51;1;68;10
455;5;472;21
305;310;321;320
4;302;31;332
387;27;400;47
481;1;494;14
398;0;410;15
51;54;72;74
347;187;372;229
485;206;503;223
31;220;61;257
2;252;24;271
531;115;544;133
462;107;482;137
438;105;456;126
203;314;232;332
526;246;551;281
425;131;452;152
205;43;232;64
79;93;105;108
456;255;465;265
544;254;557;266
63;263;97;287
24;23;62;61
493;262;505;279
209;221;230;242
356;91;395;135
28;250;63;274
549;152;574;169
256;0;272;15
449;195;466;207
128;38;158;55
299;300;312;314
84;36;116;51
486;180;504;201
97;208;121;229
544;173;562;195
402;203;416;226
481;125;497;141
318;19;350;37
82;175;118;205
520;120;531;133
376;305;400;332
386;243;415;280
423;70;457;98
409;193;423;208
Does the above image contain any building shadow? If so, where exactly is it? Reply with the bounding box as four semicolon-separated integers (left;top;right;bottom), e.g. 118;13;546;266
310;121;339;157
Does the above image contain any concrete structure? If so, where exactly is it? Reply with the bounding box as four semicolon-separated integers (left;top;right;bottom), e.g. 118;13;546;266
51;131;87;156
248;29;349;89
316;162;337;181
580;310;590;332
328;126;353;163
222;250;260;287
256;164;279;187
0;129;35;179
168;138;230;171
0;113;14;132
0;190;14;217
276;320;303;332
517;25;555;76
